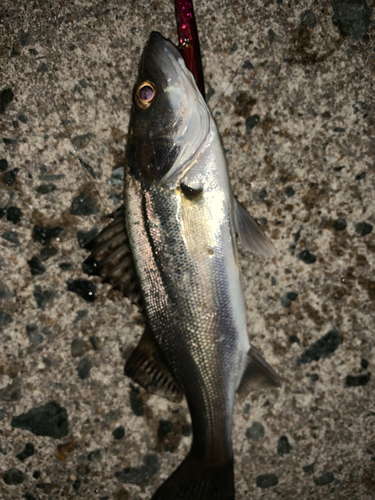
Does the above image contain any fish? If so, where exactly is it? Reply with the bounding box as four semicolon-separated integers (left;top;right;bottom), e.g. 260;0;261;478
84;32;281;500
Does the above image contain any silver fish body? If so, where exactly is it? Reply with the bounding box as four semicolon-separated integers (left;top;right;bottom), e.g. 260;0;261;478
123;33;279;499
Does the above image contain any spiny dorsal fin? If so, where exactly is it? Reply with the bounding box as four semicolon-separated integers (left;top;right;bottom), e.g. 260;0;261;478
237;346;281;398
125;327;184;403
82;206;140;300
233;198;276;256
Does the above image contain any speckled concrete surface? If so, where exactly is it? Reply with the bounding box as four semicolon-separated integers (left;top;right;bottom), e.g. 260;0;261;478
0;1;374;499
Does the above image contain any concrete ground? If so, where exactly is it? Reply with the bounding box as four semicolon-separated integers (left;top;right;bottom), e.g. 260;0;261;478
0;0;374;499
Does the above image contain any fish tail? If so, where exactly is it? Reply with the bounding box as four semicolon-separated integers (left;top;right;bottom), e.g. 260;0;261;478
151;451;234;500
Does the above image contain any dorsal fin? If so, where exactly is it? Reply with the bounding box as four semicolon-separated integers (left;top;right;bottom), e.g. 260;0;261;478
233;199;276;256
82;206;140;300
125;327;184;403
237;346;281;397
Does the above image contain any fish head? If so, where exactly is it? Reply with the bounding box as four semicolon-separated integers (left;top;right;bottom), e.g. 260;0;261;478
127;32;210;187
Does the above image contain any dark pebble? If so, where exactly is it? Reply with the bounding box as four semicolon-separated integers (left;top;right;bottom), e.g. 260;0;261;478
345;372;371;387
0;158;8;171
246;421;265;441
3;138;17;145
7;206;23;224
33;471;41;479
71;338;88;358
27;256;46;276
333;166;344;172
314;471;334;486
26;324;44;345
40;245;58;261
246;115;260;132
72;133;93;149
1;230;20;245
89;336;100;350
3;168;19;185
74;309;88;323
77;228;98;248
332;0;371;39
71;193;98;216
268;29;276;44
37;62;48;73
0;283;10;300
271;276;276;286
73;479;81;491
229;42;238;53
298;329;343;365
129;385;144;417
0;409;5;420
24;493;36;500
77;357;92;379
181;424;191;437
298;250;316;264
355;222;372;237
284;185;295;197
81;160;97;178
113;426;125;440
67;279;96;302
310;373;319;382
0;310;13;325
256;473;278;488
361;358;369;369
33;285;55;310
355;171;366;180
18;114;28;123
333;217;347;231
281;292;298;308
242;60;254;70
277;435;292;456
114;454;159;486
2;467;26;485
158;419;173;441
0;378;22;402
36;184;57;194
77;464;90;475
0;207;6;218
333;127;345;133
32;225;63;245
59;262;73;271
300;9;317;27
88;449;101;462
16;443;35;461
302;463;315;474
11;401;69;438
109;167;124;185
0;88;14;114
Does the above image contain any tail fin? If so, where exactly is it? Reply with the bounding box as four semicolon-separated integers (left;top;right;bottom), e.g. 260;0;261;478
151;452;234;500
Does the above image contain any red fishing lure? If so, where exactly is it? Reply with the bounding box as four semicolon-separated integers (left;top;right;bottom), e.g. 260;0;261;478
174;0;205;99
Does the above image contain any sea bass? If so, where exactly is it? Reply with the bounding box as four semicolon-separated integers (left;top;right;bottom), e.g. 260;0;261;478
85;32;280;500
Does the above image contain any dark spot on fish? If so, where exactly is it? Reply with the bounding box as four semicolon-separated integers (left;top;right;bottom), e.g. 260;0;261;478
59;262;73;271
114;454;159;486
18;114;28;123
281;292;298;308
246;421;265;441
67;279;97;302
40;245;58;261
16;443;34;461
0;88;14;114
242;60;254;70
129;385;144;416
3;138;17;145
2;467;26;485
355;171;366;180
245;114;260;132
302;463;315;474
1;231;20;245
87;450;101;462
71;193;99;216
181;183;203;200
361;358;369;369
158;419;173;441
0;310;13;326
36;184;57;194
11;401;69;438
77;357;92;379
284;185;295;197
314;472;334;486
300;10;317;28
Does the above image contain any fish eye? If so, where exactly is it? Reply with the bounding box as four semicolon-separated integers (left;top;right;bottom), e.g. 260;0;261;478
135;81;156;109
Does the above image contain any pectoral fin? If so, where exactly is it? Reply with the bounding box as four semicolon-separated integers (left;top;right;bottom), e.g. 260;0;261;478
233;199;276;256
82;206;140;299
125;327;184;403
237;346;281;397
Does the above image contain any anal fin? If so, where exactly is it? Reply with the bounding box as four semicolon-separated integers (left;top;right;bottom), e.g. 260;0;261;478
237;346;281;397
233;198;276;256
125;327;183;403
